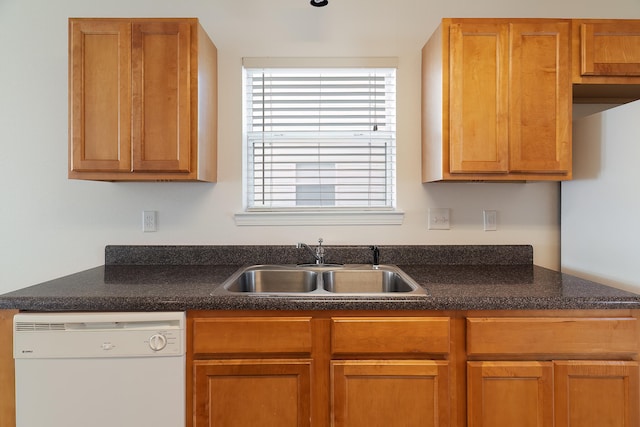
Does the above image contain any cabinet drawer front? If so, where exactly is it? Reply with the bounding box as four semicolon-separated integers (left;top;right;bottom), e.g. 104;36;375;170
467;317;639;357
193;317;312;355
581;22;640;77
331;317;450;355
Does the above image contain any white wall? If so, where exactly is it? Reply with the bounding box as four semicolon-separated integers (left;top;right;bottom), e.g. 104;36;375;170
562;100;640;293
1;0;638;293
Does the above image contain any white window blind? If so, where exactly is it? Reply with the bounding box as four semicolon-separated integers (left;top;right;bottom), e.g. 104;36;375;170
244;66;396;210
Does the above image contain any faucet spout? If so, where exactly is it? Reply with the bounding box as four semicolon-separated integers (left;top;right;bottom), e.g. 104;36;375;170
296;238;326;264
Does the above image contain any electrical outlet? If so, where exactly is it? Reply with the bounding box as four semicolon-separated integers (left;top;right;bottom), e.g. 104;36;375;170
143;211;157;232
428;208;450;230
483;210;497;231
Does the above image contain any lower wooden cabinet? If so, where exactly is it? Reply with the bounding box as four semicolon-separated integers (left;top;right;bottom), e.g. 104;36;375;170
332;360;449;427
467;361;553;427
554;361;639;427
189;313;452;427
466;317;640;427
188;311;640;427
193;359;312;427
468;360;639;427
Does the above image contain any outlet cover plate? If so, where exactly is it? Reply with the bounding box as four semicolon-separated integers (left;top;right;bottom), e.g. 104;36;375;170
428;208;450;230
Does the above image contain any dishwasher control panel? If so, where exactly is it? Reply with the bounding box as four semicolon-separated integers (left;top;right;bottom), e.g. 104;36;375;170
14;312;185;359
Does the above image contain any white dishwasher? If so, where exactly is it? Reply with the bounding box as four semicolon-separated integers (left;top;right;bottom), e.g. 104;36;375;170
13;311;185;427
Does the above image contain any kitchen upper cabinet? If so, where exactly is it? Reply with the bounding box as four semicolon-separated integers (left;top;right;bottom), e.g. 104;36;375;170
573;20;640;80
422;19;572;181
572;19;640;104
68;18;217;181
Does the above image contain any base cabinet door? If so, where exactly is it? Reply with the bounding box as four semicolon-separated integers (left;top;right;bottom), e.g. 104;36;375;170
468;361;640;427
193;359;312;427
467;361;554;427
331;360;449;427
554;361;640;427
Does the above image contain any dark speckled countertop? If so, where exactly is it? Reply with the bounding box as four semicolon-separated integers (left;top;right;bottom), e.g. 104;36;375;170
1;245;639;311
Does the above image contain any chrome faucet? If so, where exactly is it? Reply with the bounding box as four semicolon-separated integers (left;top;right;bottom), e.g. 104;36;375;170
296;238;326;265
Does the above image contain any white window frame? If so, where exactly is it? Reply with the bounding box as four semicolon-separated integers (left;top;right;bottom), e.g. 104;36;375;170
235;57;404;226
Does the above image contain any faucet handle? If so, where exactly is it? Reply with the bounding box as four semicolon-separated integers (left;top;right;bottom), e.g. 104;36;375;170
369;245;380;266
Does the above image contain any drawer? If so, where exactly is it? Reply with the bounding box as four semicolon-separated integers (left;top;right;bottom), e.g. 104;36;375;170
331;317;450;355
193;317;312;355
467;317;639;357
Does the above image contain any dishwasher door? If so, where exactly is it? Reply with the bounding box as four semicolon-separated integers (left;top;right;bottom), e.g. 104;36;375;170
13;312;185;427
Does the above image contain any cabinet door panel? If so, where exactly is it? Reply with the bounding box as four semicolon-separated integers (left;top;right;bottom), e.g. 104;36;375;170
69;20;131;172
509;22;571;174
132;21;191;173
332;360;449;427
554;361;640;427
449;23;509;174
468;361;553;427
193;359;312;427
581;22;640;77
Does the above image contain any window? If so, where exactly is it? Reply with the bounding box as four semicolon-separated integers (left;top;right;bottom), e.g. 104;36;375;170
242;59;397;220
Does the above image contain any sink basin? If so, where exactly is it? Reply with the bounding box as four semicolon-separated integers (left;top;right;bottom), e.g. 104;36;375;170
217;264;427;296
322;269;417;293
223;268;318;293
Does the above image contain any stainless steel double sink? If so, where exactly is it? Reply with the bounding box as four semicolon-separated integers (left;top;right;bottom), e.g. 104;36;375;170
215;264;428;297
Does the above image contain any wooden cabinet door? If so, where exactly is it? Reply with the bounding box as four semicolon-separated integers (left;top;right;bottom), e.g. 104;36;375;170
554;361;640;427
467;361;553;427
193;359;312;427
131;21;191;173
509;22;571;175
69;20;131;172
580;22;640;77
331;360;449;427
449;23;509;174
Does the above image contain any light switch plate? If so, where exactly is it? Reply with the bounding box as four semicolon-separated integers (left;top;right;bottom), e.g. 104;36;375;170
483;210;497;231
428;208;450;230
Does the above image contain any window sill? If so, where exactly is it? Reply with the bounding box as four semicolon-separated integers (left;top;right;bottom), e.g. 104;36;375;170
234;210;405;226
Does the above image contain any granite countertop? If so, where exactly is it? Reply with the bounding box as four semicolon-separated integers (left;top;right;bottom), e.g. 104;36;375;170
1;245;639;312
